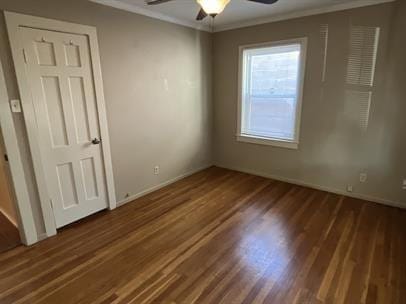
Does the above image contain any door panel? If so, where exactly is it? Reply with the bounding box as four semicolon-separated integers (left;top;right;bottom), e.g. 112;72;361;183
80;157;99;200
21;27;108;228
56;162;79;209
64;43;81;67
69;77;91;143
41;76;68;147
34;40;56;66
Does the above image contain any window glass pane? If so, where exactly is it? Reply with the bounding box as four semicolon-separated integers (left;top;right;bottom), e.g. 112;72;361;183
242;43;302;141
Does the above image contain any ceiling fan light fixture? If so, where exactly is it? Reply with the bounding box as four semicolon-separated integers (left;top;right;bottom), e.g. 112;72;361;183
197;0;230;16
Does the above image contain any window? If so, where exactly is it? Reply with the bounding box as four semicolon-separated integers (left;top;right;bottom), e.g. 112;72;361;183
237;38;307;149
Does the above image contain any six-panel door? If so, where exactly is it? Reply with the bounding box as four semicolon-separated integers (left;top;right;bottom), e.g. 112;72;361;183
21;27;108;228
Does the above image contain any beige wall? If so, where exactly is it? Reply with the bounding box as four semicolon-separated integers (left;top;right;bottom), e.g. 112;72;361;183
213;2;406;206
0;0;213;237
1;0;405;242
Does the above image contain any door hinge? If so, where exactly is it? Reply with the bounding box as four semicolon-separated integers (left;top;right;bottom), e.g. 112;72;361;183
4;154;8;162
50;199;54;210
22;49;28;64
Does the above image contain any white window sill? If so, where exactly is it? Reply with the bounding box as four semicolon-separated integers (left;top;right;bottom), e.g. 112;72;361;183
236;134;299;150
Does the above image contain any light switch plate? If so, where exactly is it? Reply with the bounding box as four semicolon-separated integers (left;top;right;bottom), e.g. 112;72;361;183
10;99;21;113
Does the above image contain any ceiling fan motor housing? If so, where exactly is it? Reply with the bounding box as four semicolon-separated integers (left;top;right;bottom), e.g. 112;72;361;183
146;0;280;21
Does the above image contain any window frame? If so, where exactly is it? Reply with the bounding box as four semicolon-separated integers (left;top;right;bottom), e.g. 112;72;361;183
237;38;308;150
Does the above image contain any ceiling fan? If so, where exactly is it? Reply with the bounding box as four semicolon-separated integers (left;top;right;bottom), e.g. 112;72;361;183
146;0;279;21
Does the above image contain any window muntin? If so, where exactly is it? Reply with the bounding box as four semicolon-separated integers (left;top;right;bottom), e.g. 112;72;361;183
238;39;307;148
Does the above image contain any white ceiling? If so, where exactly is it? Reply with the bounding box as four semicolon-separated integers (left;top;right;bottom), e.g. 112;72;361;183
91;0;394;32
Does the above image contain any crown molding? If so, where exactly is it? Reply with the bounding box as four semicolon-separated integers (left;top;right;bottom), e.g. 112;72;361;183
213;0;396;32
90;0;212;32
90;0;395;34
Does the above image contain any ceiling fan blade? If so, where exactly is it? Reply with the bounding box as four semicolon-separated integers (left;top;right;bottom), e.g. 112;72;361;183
146;0;174;5
247;0;279;4
196;8;208;21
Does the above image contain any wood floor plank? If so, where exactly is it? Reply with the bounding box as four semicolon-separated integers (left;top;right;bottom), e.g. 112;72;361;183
0;167;404;304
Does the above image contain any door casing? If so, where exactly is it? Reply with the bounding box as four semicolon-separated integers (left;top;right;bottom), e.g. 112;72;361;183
5;12;116;238
0;56;37;245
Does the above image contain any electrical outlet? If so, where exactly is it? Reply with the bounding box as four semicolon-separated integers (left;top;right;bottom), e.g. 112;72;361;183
347;185;353;193
403;179;406;190
154;166;160;175
360;173;367;183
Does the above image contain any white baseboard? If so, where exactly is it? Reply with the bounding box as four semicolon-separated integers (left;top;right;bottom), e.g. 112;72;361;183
217;165;405;210
116;164;213;207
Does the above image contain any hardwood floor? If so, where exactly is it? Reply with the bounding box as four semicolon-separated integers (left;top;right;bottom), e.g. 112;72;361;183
0;211;20;253
0;167;405;304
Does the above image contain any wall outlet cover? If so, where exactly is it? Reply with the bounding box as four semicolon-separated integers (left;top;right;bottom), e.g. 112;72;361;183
360;173;367;183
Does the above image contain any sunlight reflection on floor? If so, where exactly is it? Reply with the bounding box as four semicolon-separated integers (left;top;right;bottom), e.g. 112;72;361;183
237;215;293;282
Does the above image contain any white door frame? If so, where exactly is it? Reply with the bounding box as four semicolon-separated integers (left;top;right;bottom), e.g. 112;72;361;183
0;57;38;245
5;12;116;238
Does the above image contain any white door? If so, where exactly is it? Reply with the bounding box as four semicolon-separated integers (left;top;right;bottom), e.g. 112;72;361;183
21;27;108;228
